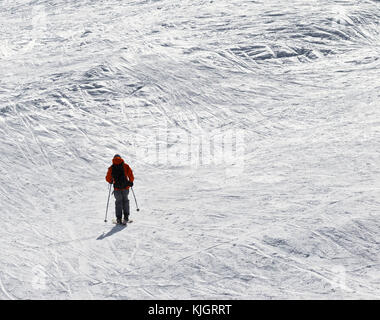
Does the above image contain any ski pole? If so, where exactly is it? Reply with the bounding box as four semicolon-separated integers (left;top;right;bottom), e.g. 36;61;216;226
131;187;140;211
104;183;112;222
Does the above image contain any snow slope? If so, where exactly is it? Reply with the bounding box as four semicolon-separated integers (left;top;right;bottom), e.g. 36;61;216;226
0;0;379;299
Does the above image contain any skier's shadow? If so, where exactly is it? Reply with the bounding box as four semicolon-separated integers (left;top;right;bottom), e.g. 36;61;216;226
96;224;126;240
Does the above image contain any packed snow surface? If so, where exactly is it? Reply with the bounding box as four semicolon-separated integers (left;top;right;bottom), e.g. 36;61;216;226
0;0;379;299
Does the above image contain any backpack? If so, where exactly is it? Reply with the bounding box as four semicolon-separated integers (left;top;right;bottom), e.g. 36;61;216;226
111;163;128;189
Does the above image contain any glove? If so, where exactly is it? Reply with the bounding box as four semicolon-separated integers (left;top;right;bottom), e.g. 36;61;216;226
127;181;134;187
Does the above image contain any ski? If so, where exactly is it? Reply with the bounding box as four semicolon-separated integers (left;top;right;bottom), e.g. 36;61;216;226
112;219;133;225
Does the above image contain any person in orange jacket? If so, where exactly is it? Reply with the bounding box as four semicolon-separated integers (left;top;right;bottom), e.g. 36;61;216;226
106;154;134;224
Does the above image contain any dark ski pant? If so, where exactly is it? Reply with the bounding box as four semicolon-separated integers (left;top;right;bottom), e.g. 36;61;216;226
114;189;130;220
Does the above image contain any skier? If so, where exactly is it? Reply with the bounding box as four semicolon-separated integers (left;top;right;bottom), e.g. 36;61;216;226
106;154;134;225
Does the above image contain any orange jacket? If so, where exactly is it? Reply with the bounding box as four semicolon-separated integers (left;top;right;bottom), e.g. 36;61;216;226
106;156;134;190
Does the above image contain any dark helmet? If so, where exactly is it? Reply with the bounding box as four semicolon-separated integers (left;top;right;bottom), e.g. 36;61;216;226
113;154;121;159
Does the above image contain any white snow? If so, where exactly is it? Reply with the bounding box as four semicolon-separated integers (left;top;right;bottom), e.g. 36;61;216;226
0;0;379;299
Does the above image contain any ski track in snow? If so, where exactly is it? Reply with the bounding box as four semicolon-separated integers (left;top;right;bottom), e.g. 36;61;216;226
1;0;380;299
